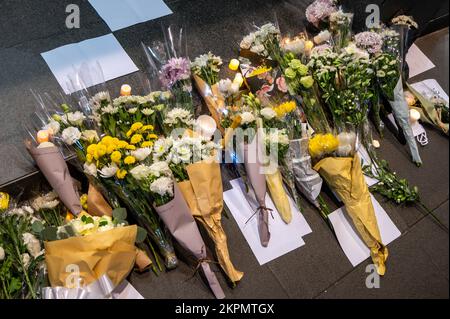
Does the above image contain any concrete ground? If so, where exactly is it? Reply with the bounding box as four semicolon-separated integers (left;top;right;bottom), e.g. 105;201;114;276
0;0;448;299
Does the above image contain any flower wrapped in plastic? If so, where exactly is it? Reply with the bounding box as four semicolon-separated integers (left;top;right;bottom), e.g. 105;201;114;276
155;134;244;285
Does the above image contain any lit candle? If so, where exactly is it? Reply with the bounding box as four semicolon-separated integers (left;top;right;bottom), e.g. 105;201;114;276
233;73;244;87
305;40;314;53
37;130;50;144
229;59;240;71
410;109;421;123
120;84;132;96
196;115;217;139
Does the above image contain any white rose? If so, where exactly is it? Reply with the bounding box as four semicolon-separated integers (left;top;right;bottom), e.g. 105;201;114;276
240;112;255;125
81;130;99;143
44;120;60;135
150;177;174;197
130;165;152;181
61;127;81;145
83;162;97;177
260;107;277;120
131;147;152;161
67;111;86;126
99;163;119;178
0;246;5;261
22;233;42;258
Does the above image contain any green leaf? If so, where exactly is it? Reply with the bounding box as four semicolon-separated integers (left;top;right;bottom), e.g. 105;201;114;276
64;225;76;237
99;221;108;227
112;207;127;221
136;226;147;244
31;221;44;234
41;227;58;241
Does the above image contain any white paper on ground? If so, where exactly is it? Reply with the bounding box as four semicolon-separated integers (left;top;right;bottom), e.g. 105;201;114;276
406;43;436;78
224;178;312;265
410;79;449;103
89;0;172;32
328;195;401;267
112;280;144;299
358;146;379;187
41;34;139;94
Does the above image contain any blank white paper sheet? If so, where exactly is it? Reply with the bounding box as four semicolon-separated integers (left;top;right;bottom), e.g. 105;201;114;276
89;0;173;32
328;195;401;267
41;34;139;94
406;43;436;78
224;178;312;266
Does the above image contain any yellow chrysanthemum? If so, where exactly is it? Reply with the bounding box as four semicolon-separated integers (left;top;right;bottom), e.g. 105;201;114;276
124;156;136;165
0;192;10;212
111;151;122;164
126;130;133;138
248;66;272;78
112;137;120;145
141;141;153;148
274;101;297;117
142;125;154;132
131;122;144;132
130;134;143;145
80;194;88;210
117;140;129;149
147;133;158;140
126;145;136;150
101;136;114;145
116;169;128;179
96;144;107;157
308;133;339;158
86;153;94;163
106;144;117;154
87;144;97;155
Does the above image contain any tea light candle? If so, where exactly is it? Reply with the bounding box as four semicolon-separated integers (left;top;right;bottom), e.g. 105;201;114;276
410;109;421;123
229;59;240;71
120;84;132;96
233;73;244;87
37;130;50;144
196;115;217;139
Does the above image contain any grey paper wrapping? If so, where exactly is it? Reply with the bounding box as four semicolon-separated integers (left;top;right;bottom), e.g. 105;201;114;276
243;137;271;247
27;145;82;215
289;138;323;206
389;79;422;165
153;183;225;299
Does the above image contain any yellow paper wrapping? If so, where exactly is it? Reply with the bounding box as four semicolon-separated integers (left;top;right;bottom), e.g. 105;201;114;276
314;154;389;275
266;169;292;224
178;161;244;284
193;74;225;134
45;225;137;287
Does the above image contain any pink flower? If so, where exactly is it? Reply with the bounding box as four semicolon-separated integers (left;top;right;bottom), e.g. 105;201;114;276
305;0;338;27
276;77;288;93
257;84;274;98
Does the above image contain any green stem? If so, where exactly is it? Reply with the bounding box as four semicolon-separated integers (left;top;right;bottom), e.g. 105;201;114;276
15;246;36;299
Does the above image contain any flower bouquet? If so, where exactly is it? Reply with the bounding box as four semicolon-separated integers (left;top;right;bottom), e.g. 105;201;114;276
191;52;225;132
129;160;225;298
310;132;388;275
154;135;244;285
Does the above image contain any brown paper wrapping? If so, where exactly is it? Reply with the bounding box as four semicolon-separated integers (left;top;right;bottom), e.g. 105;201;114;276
26;144;82;215
45;225;138;287
193;74;225;134
178;161;244;284
87;183;113;217
154;183;225;299
314;154;389;275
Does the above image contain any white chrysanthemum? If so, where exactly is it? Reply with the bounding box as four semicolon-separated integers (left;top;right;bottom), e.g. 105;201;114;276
22;233;42;258
67;111;86;126
128;107;138;114
150;177;174;197
98;163;119;178
260;107;277;120
240;112;256;125
131;147;152;161
83;162;97;177
81;130;99;143
0;246;4;261
44;120;60;135
102;104;119;114
62;127;81;145
142;108;154;116
130;165;153;181
164;108;194;126
343;43;370;60
149;161;172;178
31;192;59;211
153;138;173;159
